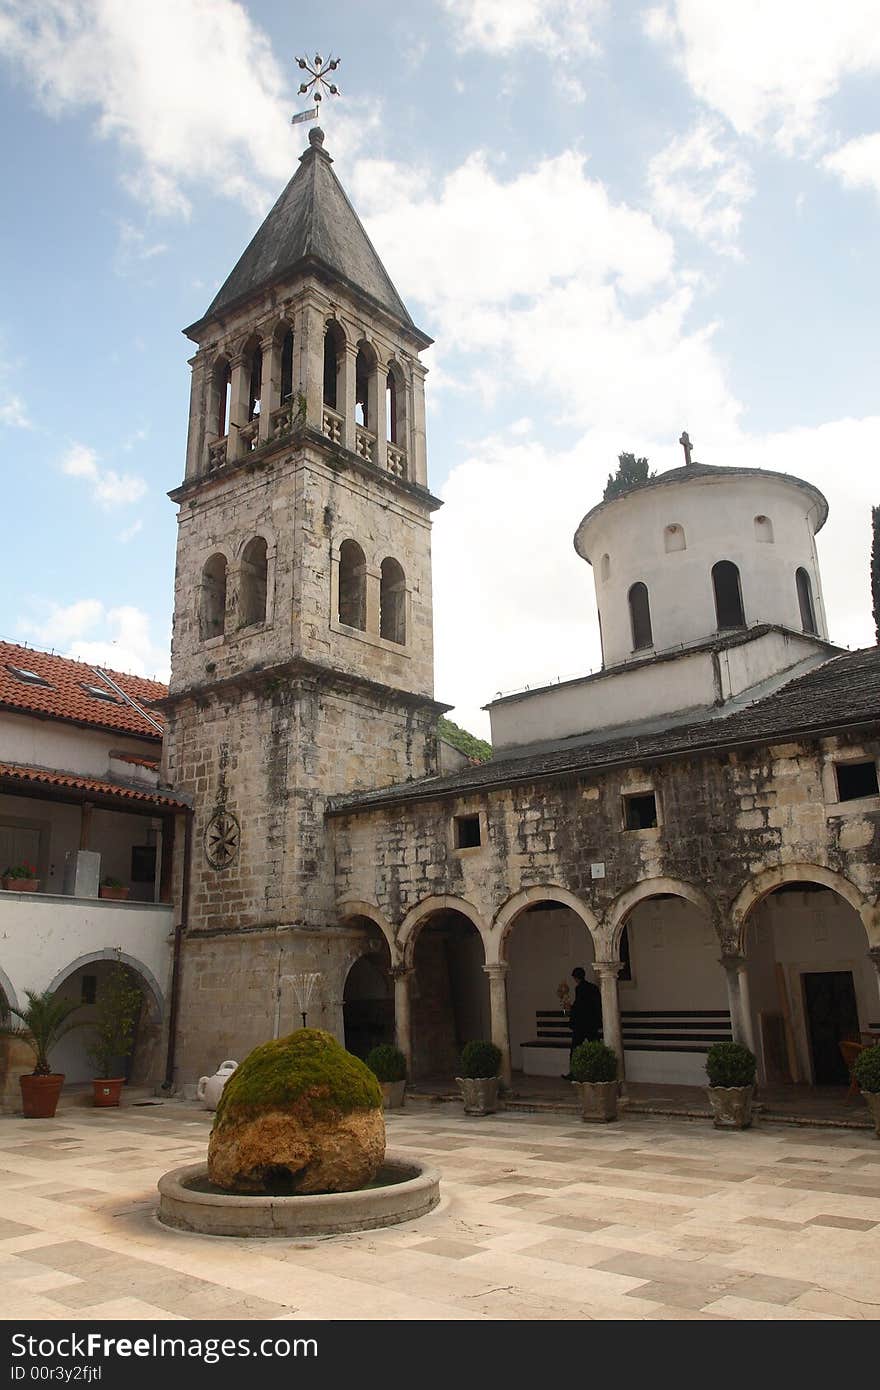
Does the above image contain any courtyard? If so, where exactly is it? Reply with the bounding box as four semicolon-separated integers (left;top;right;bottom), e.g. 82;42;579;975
0;1097;878;1322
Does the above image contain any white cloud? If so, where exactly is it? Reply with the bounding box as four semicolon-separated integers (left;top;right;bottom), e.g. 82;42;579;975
434;417;880;737
0;0;371;216
822;131;880;198
647;118;754;257
19;600;169;682
644;1;880;153
0;394;29;428
119;520;144;544
114;222;168;275
441;0;605;55
61;442;147;508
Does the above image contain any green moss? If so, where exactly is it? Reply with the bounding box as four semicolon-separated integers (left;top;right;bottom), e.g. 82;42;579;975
437;717;492;763
213;1028;382;1133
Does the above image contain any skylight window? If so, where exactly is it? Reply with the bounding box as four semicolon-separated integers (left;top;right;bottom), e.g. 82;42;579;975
81;683;119;703
6;664;52;688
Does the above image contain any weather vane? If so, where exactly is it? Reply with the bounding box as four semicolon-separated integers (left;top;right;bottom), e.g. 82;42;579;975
291;53;341;126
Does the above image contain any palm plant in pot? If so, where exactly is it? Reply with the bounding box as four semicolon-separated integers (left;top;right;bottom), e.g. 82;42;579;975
853;1044;880;1138
86;964;144;1107
0;989;86;1117
571;1040;619;1122
365;1043;407;1109
705;1041;756;1129
456;1040;502;1115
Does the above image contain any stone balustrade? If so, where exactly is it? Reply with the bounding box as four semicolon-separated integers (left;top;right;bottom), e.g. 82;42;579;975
207;438;227;472
386;443;407;480
322;406;343;445
355;426;376;463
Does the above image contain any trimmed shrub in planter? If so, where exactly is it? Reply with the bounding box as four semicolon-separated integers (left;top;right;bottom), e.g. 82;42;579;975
854;1044;880;1138
366;1044;407;1109
571;1040;619;1122
705;1041;756;1129
457;1040;502;1116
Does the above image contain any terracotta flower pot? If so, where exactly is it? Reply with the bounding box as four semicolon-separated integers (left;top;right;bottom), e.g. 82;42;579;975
3;877;38;892
19;1073;64;1119
99;886;129;900
93;1078;125;1108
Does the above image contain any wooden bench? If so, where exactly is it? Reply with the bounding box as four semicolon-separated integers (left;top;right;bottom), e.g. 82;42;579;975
520;1008;733;1082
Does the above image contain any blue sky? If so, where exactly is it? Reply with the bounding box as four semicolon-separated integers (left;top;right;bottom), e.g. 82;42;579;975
1;0;878;736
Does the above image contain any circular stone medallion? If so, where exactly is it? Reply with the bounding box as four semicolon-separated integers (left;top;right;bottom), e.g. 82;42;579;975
204;810;240;869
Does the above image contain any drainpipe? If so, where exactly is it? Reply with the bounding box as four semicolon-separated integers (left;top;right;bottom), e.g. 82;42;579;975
162;809;193;1091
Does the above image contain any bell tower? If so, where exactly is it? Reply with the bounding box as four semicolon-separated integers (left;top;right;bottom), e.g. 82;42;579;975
160;126;448;1079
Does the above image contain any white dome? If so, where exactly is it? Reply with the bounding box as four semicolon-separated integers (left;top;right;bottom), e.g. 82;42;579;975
574;463;828;668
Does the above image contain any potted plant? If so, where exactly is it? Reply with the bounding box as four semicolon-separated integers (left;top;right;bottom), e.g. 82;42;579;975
1;862;39;892
705;1041;756;1129
99;876;129;901
365;1043;407;1109
854;1044;880;1138
0;989;86;1117
456;1040;502;1115
570;1040;619;1122
86;963;144;1106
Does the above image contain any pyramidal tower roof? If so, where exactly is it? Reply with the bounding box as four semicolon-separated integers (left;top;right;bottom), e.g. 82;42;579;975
188;127;427;342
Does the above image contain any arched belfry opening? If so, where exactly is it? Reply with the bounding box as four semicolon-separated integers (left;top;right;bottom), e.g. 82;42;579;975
796;567;817;634
280;327;294;402
712;560;745;629
323;320;344;411
355;342;377;431
628;582;653;651
240;537;268;627
386;364;405;445
214;358;231;438
338;540;367;630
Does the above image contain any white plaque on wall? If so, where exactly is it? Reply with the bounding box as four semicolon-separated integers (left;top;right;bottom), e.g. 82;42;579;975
590;862;605;879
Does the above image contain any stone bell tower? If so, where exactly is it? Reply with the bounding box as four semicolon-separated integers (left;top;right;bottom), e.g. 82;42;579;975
159;127;448;1080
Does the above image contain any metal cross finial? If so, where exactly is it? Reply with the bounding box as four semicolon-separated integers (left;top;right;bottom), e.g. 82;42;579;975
679;430;693;467
291;53;341;126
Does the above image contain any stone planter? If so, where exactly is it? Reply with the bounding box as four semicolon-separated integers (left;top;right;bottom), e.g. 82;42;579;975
863;1090;880;1138
380;1080;406;1109
573;1079;618;1123
20;1073;64;1119
2;878;38;892
707;1084;754;1129
99;885;129;900
456;1075;500;1116
93;1078;125;1108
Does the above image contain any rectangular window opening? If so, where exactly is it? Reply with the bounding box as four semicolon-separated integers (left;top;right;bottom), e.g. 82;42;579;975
835;760;879;802
623;792;658;830
81;974;97;1005
454;814;481;849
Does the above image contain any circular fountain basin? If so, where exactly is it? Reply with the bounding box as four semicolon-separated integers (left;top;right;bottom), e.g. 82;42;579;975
157;1151;441;1237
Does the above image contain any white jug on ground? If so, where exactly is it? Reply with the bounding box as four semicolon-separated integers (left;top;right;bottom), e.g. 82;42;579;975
196;1059;238;1111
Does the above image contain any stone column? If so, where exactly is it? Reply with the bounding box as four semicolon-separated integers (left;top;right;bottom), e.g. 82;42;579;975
411;363;428;487
340;343;358;451
365;565;381;637
184;353;206;479
868;947;880;1014
483;963;511;1084
258;332;278;445
720;952;755;1053
227;354;249;461
593;960;625;1088
373;362;387;471
304;304;326;431
392;966;413;1075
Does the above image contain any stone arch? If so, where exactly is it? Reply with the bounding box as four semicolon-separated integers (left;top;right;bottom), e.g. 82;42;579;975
607;876;719;956
385;359;406;445
323;318;346;410
730;862;875;951
338;538;367;630
493;885;599;967
239;535;269;627
199;551;228;640
399;895;489;968
49;951;165;1086
48;950;164;1020
355;338;379;430
336;899;399;965
0;964;20;1014
379;557;406;644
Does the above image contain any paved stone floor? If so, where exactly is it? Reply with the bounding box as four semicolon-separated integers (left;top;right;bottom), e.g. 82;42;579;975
0;1099;878;1321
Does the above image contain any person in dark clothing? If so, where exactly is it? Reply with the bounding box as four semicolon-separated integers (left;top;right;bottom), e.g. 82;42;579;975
562;966;602;1079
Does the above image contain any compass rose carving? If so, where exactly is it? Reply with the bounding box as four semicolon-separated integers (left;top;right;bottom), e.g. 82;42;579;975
204;810;240;870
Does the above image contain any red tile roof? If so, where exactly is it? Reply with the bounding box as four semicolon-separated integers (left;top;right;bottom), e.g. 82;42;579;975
0;761;188;810
0;640;166;740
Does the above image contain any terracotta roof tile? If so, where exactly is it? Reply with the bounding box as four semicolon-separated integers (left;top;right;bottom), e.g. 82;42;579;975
0;761;188;810
0;640;166;740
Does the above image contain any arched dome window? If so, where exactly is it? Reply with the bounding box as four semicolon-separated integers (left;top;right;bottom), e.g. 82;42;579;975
379;558;406;644
712;560;745;629
240;537;268;627
628;582;653;651
338;540;367;631
796;567;817;634
200;554;227;640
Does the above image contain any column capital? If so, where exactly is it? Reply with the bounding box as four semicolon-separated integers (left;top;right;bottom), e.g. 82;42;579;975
390;963;413;981
719;951;748;971
482;961;509;978
593;959;623;979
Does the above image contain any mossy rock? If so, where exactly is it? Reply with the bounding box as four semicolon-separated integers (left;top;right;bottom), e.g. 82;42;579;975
213;1028;382;1133
208;1029;385;1194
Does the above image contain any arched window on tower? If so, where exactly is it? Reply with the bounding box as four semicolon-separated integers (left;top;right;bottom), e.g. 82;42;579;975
200;554;227;640
379;558;406;644
628;582;653;651
247;345;262;421
214;358;231;437
355;343;376;430
323;321;344;411
280;328;294;402
796;567;817;634
240;537;268;627
386;366;404;444
712;560;745;629
338;540;367;631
